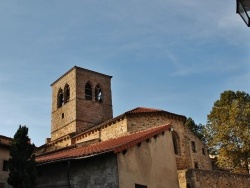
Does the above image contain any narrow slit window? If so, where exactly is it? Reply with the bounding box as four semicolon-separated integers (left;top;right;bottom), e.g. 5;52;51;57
202;148;206;155
3;160;9;171
194;162;199;169
191;141;196;153
172;131;180;155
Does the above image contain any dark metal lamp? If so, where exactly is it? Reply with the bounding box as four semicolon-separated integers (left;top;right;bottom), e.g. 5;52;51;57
236;0;250;27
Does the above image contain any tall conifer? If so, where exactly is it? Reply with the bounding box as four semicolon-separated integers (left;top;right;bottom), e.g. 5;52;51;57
8;125;37;188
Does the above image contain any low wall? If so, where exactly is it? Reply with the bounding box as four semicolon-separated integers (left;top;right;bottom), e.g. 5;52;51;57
178;169;250;188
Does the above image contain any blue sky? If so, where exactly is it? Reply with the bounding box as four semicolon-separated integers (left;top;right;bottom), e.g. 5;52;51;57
0;0;249;146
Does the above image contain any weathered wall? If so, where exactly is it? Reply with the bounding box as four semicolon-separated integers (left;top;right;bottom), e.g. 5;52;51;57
170;118;211;170
50;66;113;143
0;146;11;188
178;169;250;188
117;130;179;188
126;113;211;171
183;127;212;170
0;136;12;188
126;113;190;170
100;118;128;141
51;68;77;141
37;152;119;188
74;129;99;144
126;113;180;133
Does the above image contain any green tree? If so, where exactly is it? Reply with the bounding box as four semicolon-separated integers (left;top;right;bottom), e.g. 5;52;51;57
185;117;205;141
8;125;37;188
206;90;250;173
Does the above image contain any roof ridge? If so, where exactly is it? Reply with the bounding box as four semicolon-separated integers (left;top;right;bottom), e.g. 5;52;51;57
36;124;172;164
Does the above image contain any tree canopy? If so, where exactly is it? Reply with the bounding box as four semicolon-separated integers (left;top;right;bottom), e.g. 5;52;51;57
185;117;205;141
206;90;250;173
8;125;37;188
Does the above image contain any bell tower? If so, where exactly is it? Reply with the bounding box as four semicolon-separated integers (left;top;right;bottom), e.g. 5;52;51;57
50;66;113;142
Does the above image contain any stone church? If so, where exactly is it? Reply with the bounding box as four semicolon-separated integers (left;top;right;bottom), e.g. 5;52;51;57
35;66;250;188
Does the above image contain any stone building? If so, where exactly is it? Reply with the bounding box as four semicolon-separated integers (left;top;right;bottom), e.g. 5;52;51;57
36;124;179;188
0;135;12;188
35;66;249;188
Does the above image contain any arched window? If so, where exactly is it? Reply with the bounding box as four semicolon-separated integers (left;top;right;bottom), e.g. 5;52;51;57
57;88;64;108
172;131;180;155
64;84;70;104
95;84;103;103
85;82;92;100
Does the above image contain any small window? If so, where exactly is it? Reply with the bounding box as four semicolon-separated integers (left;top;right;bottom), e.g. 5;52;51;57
202;148;206;155
191;141;196;153
57;88;64;108
95;85;103;103
3;160;9;171
194;162;199;169
85;82;92;100
135;184;147;188
62;113;64;119
64;84;70;104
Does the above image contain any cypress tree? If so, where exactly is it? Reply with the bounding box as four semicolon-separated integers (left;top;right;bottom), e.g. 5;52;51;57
8;125;37;188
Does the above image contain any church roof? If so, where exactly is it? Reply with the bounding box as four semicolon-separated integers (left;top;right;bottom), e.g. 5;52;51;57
73;107;186;139
125;107;165;114
36;124;172;165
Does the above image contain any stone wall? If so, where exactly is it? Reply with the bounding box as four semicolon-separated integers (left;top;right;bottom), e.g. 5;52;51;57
126;113;211;171
178;169;250;188
50;66;113;143
100;118;128;141
126;113;179;133
183;127;212;170
172;120;211;170
37;152;119;188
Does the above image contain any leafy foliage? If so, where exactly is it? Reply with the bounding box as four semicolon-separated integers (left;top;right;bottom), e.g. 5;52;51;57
8;125;37;188
206;90;250;173
185;117;205;141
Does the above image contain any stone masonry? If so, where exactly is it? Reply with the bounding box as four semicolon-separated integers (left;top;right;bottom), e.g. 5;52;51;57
50;66;113;143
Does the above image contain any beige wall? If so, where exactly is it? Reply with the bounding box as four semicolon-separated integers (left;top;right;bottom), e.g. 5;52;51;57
0;145;11;188
117;130;179;188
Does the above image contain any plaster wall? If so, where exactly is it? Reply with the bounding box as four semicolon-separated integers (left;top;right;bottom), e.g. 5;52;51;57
0;146;12;188
117;130;179;188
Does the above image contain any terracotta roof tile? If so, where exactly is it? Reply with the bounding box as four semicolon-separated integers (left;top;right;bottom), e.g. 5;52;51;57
125;107;165;114
36;124;172;164
72;107;185;140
